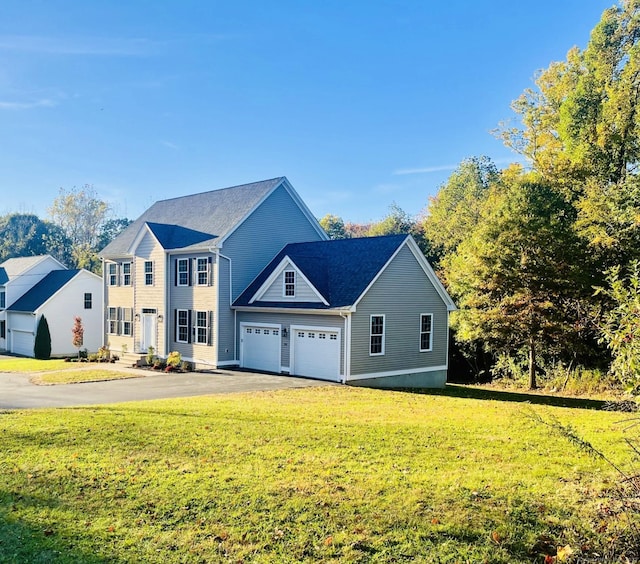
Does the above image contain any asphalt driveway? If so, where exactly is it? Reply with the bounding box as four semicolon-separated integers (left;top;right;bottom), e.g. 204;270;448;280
0;366;332;410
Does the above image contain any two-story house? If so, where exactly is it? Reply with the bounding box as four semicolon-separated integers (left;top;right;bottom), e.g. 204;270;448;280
100;177;455;388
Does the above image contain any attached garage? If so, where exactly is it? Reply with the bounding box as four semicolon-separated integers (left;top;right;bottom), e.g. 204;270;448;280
12;329;34;357
291;325;341;382
240;323;281;373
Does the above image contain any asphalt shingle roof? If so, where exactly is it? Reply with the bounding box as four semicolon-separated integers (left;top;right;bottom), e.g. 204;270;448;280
100;177;285;256
8;269;80;312
0;256;48;279
0;268;7;285
233;234;408;310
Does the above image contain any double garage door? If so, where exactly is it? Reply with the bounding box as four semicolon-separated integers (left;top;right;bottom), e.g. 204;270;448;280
240;323;341;382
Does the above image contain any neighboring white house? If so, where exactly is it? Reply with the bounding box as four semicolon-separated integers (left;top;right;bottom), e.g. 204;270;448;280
0;255;102;357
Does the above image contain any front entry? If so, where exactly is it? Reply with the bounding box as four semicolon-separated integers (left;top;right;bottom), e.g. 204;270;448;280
141;312;157;353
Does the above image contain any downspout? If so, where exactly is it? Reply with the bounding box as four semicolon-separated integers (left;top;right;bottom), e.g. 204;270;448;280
165;251;170;357
339;311;351;383
218;251;235;363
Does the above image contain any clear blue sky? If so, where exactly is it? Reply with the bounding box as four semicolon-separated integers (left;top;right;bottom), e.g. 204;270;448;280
0;1;613;224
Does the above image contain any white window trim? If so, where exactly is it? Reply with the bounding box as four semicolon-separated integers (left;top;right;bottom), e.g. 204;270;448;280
420;313;433;352
121;262;132;286
108;263;118;286
177;258;189;287
176;309;189;343
194;310;209;344
283;270;296;298
108;307;118;335
369;314;385;356
144;261;154;286
196;258;209;286
121;308;133;336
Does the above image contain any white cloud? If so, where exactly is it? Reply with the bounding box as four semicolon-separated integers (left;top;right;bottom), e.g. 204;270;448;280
0;35;158;56
0;98;56;110
393;157;523;176
161;140;180;150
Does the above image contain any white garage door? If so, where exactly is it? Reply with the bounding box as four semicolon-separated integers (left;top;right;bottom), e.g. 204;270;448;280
240;324;281;373
12;330;34;357
292;327;341;382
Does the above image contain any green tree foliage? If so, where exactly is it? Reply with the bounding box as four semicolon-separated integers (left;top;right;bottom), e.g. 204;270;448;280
595;261;640;393
0;213;71;265
97;218;133;251
368;203;434;259
447;176;591;389
319;214;348;240
34;315;52;360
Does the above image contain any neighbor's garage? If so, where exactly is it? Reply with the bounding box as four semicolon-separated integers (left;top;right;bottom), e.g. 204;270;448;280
240;323;281;373
11;329;34;357
291;325;341;382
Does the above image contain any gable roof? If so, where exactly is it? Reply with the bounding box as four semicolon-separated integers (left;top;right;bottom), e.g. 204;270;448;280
233;235;409;310
7;269;81;312
101;177;303;257
0;255;51;279
0;268;7;285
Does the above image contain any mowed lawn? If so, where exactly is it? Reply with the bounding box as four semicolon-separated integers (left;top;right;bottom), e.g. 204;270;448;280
0;386;636;563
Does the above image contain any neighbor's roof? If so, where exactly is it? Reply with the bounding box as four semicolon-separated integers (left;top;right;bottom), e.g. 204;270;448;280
7;270;80;312
234;235;408;310
100;177;286;256
0;268;7;285
0;255;49;279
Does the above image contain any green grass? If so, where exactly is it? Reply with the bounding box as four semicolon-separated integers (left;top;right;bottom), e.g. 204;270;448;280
0;358;73;373
30;370;142;385
0;386;637;563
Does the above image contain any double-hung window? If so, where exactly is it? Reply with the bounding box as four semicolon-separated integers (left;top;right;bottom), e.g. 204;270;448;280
0;320;5;339
195;311;208;344
284;270;296;297
370;315;385;356
197;258;208;286
84;293;92;309
108;307;118;334
177;309;189;342
121;308;133;336
0;290;5;309
108;263;118;286
420;314;433;352
144;261;153;286
121;263;132;286
177;259;189;286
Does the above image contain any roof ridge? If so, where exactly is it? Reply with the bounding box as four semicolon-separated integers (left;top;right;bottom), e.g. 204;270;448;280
153;177;285;204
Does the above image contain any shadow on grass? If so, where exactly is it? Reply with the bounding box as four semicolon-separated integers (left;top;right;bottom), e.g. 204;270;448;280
401;384;608;411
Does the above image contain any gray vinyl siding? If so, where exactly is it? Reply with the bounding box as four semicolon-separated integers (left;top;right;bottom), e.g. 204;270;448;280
236;311;345;372
350;244;448;377
168;252;217;364
222;184;325;301
259;270;320;302
217;255;235;362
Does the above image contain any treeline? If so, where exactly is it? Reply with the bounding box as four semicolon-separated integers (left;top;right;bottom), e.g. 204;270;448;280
0;185;131;273
323;1;640;392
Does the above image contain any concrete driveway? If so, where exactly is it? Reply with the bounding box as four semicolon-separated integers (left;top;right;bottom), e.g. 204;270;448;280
0;366;332;410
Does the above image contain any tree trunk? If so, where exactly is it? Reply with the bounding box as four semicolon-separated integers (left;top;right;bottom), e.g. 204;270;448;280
529;336;537;390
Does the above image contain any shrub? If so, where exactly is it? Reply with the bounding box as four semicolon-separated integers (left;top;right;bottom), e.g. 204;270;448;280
146;346;156;366
153;359;167;371
34;315;52;360
181;360;194;372
97;346;110;362
167;351;182;369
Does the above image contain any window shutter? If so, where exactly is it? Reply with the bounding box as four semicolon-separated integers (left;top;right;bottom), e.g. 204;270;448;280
188;259;193;286
174;259;178;286
173;310;177;342
117;264;121;287
152;261;155;286
117;307;122;335
187;310;193;343
208;256;213;286
207;310;213;345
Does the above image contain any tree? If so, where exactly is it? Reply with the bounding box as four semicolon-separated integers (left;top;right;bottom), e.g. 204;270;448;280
0;213;71;265
446;176;592;389
319;214;348;240
48;185;111;271
71;316;84;358
96;218;133;251
368;203;434;259
34;315;52;360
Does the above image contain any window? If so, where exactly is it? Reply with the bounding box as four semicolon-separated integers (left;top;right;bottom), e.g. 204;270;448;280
0;320;5;339
0;290;5;309
84;293;92;309
370;315;385;355
196;311;208;344
108;307;118;334
144;261;153;286
108;263;118;286
197;258;209;285
420;314;433;352
177;259;189;286
177;309;189;343
284;270;296;297
121;262;132;286
121;308;133;336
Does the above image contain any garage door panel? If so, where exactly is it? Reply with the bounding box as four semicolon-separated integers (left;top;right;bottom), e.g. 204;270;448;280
12;331;34;357
241;325;281;373
292;327;340;382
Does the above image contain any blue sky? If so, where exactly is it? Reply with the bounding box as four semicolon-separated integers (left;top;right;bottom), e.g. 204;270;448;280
0;1;613;224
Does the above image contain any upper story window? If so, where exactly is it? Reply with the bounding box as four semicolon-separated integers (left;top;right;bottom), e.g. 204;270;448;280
144;261;154;286
370;314;385;356
197;258;209;286
420;314;433;352
177;259;189;286
108;263;118;286
284;270;296;297
121;262;132;286
84;293;92;309
0;290;5;309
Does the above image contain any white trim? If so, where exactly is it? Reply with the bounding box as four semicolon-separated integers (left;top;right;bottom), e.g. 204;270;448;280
217;177;328;248
120;261;132;286
290;324;343;382
234;306;348;315
283;269;296;298
347;364;448;381
176;258;189;287
127;222;162;254
249;256;329;306
369;314;385;356
216;359;239;367
176;308;189;343
419;313;433;352
239;321;282;371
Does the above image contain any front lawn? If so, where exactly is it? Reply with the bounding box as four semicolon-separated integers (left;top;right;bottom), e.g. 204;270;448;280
0;386;637;562
30;370;142;385
0;358;73;373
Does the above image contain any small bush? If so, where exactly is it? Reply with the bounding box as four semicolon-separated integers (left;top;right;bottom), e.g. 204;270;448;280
146;346;156;366
88;354;99;362
153;359;167;371
97;346;110;362
167;351;182;369
181;360;194;372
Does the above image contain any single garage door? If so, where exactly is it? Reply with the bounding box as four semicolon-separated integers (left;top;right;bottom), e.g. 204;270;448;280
240;324;281;373
12;330;34;357
292;327;341;382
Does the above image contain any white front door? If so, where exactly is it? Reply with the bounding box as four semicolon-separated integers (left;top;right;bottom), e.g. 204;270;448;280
240;323;281;373
292;326;341;382
141;314;157;353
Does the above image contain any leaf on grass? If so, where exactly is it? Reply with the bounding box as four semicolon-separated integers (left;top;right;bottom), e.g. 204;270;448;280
324;535;333;545
491;531;503;544
556;545;573;561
